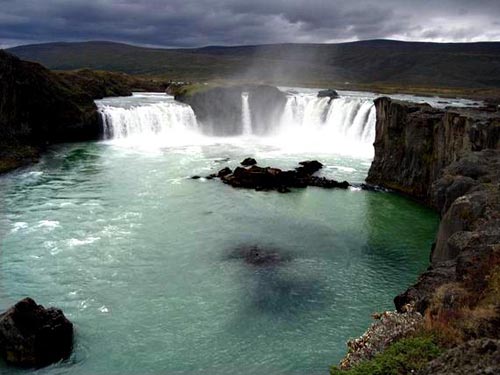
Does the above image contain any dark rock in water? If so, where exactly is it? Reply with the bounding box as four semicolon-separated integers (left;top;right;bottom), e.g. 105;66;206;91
223;165;283;190
191;175;201;179
0;298;73;368
360;183;384;192
296;160;323;175
205;174;216;180
308;177;350;189
217;167;232;178
214;160;350;192
241;157;257;166
229;245;291;266
277;186;291;193
318;89;339;100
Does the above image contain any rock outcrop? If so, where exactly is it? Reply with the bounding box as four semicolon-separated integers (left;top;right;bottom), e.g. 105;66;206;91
0;298;73;368
210;159;351;192
342;97;500;373
174;84;287;136
318;89;339;101
420;339;500;375
0;50;167;173
366;97;499;204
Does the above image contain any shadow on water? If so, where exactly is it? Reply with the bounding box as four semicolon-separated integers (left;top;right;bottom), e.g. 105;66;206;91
225;244;326;320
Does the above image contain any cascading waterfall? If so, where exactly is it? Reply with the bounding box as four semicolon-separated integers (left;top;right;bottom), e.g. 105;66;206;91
279;94;376;145
97;91;376;157
271;93;376;156
241;93;253;135
99;96;199;142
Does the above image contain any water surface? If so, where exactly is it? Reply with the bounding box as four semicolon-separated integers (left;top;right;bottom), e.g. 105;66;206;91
0;90;439;374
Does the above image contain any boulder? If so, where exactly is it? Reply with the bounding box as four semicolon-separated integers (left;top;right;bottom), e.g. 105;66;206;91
217;167;232;178
296;160;323;175
241;157;257;166
0;298;73;368
213;160;350;192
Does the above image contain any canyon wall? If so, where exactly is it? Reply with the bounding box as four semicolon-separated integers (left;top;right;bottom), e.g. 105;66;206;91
366;98;499;204
366;97;500;348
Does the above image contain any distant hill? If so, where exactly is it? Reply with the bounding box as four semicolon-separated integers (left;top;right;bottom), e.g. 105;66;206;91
7;40;500;88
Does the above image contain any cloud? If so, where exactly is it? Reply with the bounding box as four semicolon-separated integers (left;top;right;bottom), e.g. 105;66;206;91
0;0;499;48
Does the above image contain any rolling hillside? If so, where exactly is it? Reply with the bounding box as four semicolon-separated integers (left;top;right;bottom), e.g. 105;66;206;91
7;40;500;89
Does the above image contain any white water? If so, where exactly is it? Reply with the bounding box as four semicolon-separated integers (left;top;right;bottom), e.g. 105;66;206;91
97;90;378;158
241;92;252;135
274;93;376;155
99;94;201;148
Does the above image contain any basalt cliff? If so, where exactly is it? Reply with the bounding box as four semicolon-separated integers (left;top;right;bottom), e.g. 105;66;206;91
336;98;500;374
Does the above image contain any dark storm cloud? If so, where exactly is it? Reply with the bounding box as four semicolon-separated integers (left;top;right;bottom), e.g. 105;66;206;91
1;0;499;48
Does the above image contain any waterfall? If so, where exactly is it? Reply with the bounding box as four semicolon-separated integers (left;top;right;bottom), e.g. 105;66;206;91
97;91;376;157
98;95;200;148
278;94;375;145
241;93;252;135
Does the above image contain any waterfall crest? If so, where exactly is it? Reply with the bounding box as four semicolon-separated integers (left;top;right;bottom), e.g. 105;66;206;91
100;100;198;140
97;91;376;157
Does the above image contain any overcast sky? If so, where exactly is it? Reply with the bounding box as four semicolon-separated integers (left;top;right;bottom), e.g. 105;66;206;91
1;0;499;49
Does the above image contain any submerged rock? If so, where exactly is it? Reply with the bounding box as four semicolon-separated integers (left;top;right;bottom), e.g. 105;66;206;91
228;245;291;266
0;298;73;368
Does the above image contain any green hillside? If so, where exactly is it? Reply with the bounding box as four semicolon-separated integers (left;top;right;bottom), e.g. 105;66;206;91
7;39;500;90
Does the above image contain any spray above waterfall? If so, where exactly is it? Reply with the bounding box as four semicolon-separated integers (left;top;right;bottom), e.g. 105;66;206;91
97;90;377;158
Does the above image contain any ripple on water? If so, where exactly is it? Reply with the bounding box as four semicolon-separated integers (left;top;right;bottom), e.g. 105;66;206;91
0;141;439;375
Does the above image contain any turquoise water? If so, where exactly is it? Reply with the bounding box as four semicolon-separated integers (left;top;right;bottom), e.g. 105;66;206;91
0;141;438;374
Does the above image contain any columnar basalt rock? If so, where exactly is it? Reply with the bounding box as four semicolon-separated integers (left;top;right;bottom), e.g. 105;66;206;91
367;97;500;204
340;97;500;373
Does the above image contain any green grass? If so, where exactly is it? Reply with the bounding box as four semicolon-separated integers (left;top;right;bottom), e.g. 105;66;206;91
330;336;443;375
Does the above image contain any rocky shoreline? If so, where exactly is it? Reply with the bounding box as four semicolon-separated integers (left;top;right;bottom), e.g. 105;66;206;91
333;98;500;373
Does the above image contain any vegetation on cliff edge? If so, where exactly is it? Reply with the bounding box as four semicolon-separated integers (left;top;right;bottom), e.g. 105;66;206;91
330;335;443;375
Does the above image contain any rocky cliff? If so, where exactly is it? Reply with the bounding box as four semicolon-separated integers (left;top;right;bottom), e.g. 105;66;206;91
341;98;500;373
0;50;167;173
173;84;287;136
366;98;499;203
